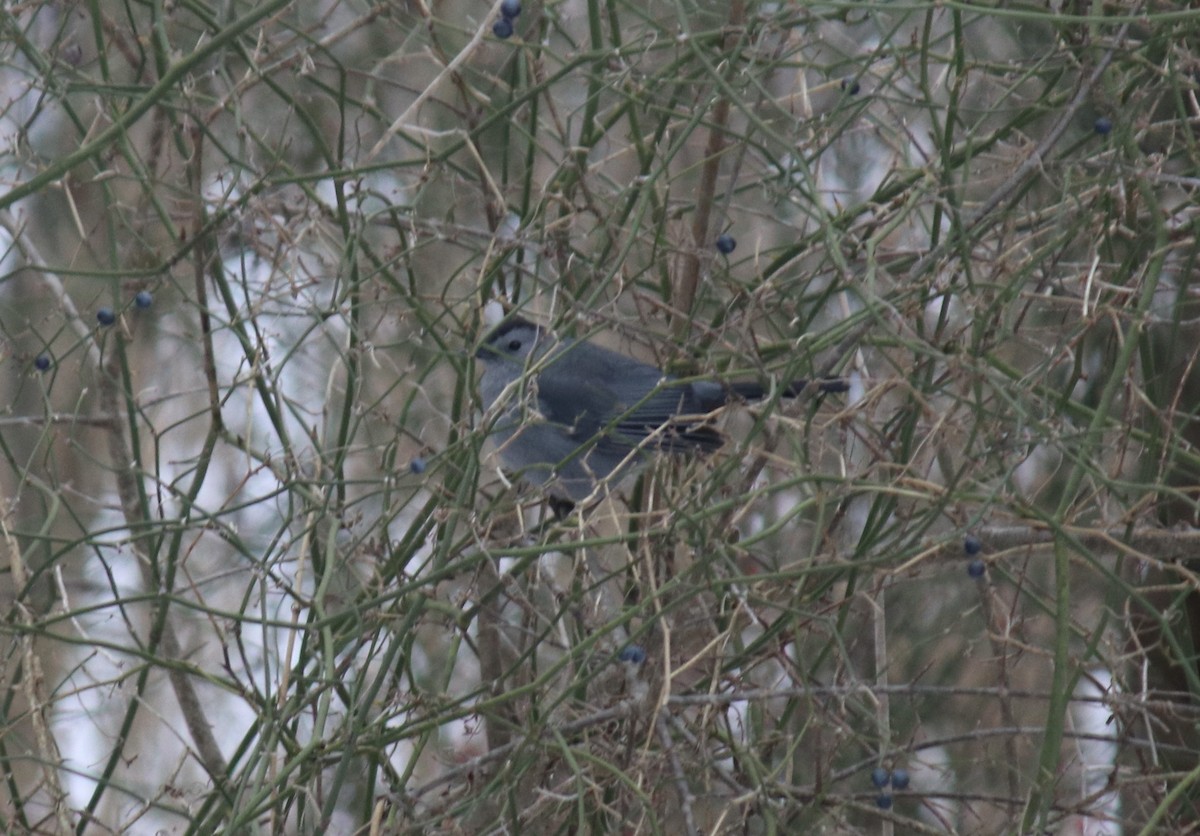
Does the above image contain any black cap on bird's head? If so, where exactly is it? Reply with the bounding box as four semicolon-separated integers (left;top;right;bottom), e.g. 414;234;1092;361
474;316;544;360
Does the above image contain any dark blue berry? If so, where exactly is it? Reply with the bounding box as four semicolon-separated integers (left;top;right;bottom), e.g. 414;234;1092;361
134;291;153;309
875;793;893;810
409;457;427;475
963;534;982;555
715;233;736;254
1094;116;1113;135
97;307;115;326
891;768;910;790
618;644;646;664
841;77;861;95
492;17;513;38
500;0;521;18
870;767;890;788
967;558;986;579
34;353;51;371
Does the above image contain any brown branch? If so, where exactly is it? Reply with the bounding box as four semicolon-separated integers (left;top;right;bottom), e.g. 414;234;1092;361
97;347;232;790
656;713;699;836
0;519;72;833
672;1;746;340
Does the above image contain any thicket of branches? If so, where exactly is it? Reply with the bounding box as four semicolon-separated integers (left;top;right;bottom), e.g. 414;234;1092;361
1;1;1199;833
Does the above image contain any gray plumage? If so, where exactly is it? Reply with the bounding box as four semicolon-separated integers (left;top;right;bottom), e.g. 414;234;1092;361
475;317;844;503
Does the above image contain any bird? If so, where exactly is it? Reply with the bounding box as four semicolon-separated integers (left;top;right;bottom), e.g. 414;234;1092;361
474;316;846;507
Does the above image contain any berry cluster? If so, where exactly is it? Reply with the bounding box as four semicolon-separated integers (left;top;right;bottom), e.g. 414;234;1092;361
493;0;521;39
96;290;154;327
36;290;156;372
870;765;910;809
962;533;985;579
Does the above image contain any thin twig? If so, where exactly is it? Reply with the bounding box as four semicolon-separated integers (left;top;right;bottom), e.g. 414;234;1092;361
902;28;1127;285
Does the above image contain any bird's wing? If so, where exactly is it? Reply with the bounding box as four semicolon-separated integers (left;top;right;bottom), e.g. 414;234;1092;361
534;374;723;453
614;385;725;452
532;375;618;441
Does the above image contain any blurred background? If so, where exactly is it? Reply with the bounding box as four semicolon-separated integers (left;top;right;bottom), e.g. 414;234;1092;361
0;0;1198;832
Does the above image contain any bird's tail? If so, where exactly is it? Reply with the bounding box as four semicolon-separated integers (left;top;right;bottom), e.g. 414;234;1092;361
729;378;849;400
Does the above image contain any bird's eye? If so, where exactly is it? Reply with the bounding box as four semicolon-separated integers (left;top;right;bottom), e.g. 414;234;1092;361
507;339;522;352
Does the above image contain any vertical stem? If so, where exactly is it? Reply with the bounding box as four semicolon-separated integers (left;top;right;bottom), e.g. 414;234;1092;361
1022;174;1166;831
672;0;745;340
